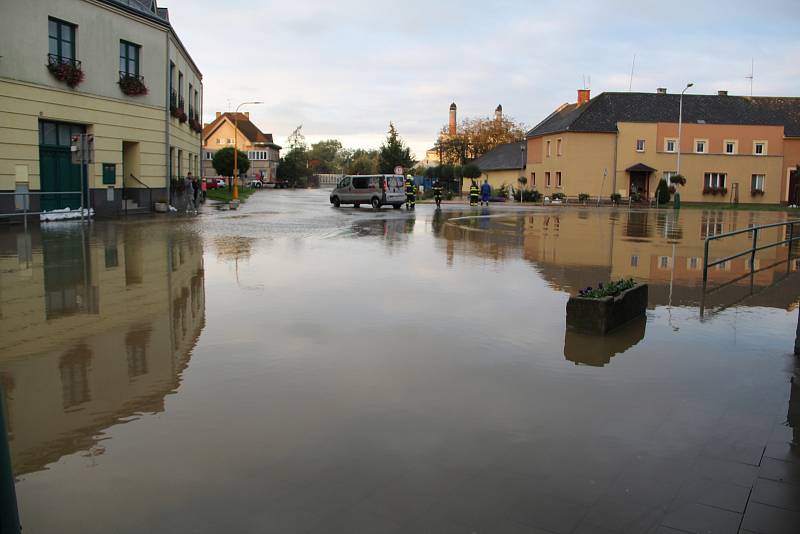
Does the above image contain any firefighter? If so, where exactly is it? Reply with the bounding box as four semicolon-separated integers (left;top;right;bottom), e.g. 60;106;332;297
432;178;443;208
469;180;480;206
405;174;416;210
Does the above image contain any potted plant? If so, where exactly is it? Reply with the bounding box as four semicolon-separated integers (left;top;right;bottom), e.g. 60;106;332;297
751;188;765;196
119;73;148;96
578;192;590;203
552;192;565;202
566;279;648;335
610;193;622;204
47;57;84;88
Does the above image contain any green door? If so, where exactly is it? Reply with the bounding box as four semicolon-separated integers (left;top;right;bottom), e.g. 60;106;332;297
39;121;85;211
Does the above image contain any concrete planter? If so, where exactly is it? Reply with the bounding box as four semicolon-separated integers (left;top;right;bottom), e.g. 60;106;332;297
566;283;648;335
154;202;168;213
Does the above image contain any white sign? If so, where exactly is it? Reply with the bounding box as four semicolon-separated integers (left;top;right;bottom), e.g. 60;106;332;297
394;166;403;175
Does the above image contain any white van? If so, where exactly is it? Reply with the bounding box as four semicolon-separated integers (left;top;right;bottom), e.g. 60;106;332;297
330;175;406;209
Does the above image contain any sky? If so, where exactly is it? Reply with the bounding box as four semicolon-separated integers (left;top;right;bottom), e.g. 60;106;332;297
163;0;800;159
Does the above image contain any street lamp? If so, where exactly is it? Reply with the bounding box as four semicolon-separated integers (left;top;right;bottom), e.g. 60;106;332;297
232;101;263;201
676;83;693;178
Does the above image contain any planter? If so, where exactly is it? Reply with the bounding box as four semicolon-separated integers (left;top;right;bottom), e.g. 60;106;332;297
154;202;168;213
118;73;148;96
564;315;646;366
566;283;648;335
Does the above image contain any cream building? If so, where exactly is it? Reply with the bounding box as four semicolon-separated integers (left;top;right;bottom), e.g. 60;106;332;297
0;0;202;217
526;90;800;205
201;112;281;182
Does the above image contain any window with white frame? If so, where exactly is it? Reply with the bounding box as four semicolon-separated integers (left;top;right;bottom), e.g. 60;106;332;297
545;171;551;187
216;139;221;144
531;172;535;186
556;171;562;187
636;139;645;152
556;138;562;156
695;139;707;153
659;256;671;269
662;171;677;182
688;257;700;270
724;140;737;154
754;141;767;155
665;138;677;153
546;140;551;157
204;151;213;160
751;174;765;191
631;255;639;267
704;172;726;188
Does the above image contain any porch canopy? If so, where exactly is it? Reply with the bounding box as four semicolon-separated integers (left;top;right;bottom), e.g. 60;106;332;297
626;163;657;173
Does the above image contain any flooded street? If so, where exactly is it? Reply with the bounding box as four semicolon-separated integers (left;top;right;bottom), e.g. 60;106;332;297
2;189;799;533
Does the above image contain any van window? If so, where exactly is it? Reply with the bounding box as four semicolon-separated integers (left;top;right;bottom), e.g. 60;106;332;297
352;176;370;189
338;177;350;188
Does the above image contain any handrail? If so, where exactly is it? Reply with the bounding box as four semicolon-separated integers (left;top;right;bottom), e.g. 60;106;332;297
122;174;152;216
127;173;150;188
703;219;800;283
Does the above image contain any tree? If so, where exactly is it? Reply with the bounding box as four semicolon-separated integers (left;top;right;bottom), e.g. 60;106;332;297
656;178;671;204
462;163;481;181
436;115;527;165
308;139;343;173
212;147;250;178
378;122;415;173
348;149;379;175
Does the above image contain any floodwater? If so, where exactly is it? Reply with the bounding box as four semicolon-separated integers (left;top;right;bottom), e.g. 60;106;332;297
1;190;798;533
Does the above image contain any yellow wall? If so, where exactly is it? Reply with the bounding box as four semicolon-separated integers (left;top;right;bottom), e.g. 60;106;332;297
526;132;616;197
461;169;520;193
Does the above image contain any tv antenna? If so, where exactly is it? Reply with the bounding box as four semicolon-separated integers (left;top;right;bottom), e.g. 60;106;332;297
745;58;754;97
582;75;591;90
628;54;636;92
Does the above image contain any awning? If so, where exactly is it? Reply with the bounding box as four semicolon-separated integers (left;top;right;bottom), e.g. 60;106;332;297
626;163;657;173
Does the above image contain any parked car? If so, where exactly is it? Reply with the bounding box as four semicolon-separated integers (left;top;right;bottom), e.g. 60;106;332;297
330;175;405;209
204;178;225;189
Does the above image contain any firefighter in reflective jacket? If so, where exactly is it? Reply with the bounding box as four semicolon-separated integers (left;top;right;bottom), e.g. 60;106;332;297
432;179;443;208
469;180;480;206
405;175;416;210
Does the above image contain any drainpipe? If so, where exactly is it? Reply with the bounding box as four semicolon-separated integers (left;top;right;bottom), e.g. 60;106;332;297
165;31;171;206
612;131;618;197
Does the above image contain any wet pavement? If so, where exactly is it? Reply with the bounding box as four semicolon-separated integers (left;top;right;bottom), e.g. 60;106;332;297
1;189;799;533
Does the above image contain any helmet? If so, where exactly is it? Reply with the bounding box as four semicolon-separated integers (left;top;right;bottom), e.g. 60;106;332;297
406;174;413;180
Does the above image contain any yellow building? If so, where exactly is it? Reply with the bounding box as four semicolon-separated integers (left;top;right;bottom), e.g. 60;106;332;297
201;112;281;182
0;0;202;217
525;89;800;204
460;141;525;194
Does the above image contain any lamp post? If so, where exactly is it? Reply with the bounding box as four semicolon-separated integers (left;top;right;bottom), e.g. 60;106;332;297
676;83;693;178
232;101;263;201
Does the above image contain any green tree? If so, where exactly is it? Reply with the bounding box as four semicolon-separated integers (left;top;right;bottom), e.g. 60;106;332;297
462;163;481;181
348;149;379;174
378;122;415;173
277;125;311;187
308;139;343;173
656;178;671;204
212;147;250;178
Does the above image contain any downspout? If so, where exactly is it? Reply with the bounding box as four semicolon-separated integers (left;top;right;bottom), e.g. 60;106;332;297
612;130;618;196
165;31;171;205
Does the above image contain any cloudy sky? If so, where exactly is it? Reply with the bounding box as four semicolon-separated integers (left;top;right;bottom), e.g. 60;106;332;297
164;0;800;158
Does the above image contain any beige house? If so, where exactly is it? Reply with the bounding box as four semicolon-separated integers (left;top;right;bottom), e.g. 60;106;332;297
460;141;526;194
0;0;202;217
526;89;800;204
201;112;281;182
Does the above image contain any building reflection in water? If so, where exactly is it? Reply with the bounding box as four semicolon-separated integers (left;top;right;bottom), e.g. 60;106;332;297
0;222;205;476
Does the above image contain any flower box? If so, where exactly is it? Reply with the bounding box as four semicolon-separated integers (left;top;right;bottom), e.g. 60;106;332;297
47;55;84;88
118;73;148;96
566;283;648;335
751;189;765;196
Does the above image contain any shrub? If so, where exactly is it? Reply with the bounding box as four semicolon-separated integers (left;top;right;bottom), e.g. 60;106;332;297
669;174;686;186
610;193;622;203
668;185;677;194
497;184;510;198
513;189;541;202
578;192;590;203
578;278;636;299
655;178;670;204
552;192;565;201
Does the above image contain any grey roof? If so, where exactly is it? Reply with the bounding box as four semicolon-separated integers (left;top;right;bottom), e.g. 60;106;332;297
527;92;800;138
473;142;526;171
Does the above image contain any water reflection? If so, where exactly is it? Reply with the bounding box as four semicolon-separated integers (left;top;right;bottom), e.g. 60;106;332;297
0;223;205;476
563;316;646;367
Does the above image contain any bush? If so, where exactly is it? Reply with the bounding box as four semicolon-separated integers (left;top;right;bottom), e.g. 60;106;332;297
669;174;687;186
610;193;622;203
497;184;510;199
513;189;541;202
655;178;670;204
551;192;565;201
578;193;590;203
578;278;636;299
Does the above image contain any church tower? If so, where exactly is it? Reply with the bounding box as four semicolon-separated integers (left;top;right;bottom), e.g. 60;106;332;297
495;104;503;122
449;102;457;136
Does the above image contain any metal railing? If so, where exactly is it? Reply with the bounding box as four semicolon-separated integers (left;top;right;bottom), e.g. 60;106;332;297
47;53;81;69
0;190;86;227
702;219;800;283
122;174;152;215
119;71;144;82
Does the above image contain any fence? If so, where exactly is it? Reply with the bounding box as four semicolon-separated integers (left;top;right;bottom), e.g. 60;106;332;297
0;190;86;227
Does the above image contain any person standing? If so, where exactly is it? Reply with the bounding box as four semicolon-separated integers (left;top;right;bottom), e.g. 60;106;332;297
405;174;416;210
469;180;480;206
432;178;443;208
185;171;196;213
480;179;491;206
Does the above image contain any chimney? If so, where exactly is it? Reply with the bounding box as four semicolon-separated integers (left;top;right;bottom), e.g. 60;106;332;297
495;104;503;122
244;111;250;118
577;89;590;105
215;111;221;118
449;102;457;136
718;90;728;96
657;87;667;94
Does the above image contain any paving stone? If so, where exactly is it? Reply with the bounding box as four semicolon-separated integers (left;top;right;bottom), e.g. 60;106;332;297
750;477;800;512
606;455;689;506
763;439;800;465
661;502;741;534
691;457;759;488
580;495;666;533
740;501;800;534
758;457;800;486
699;438;765;467
508;490;590;534
671;477;751;513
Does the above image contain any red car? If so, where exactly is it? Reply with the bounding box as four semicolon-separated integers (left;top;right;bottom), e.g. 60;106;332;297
204;177;226;189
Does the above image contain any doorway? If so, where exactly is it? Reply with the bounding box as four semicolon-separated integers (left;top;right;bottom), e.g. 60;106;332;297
789;169;800;205
38;121;85;211
629;171;650;200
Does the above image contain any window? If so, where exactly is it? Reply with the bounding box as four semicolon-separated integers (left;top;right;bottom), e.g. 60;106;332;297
178;71;184;102
546;140;551;157
531;172;535;186
662;171;677;182
545;172;551;187
556;138;562;156
704;172;726;188
751;174;765;191
665;138;677;153
49;18;76;61
352;176;371;189
216;139;221;144
194;90;199;117
753;141;766;155
14;184;30;211
556;171;562;187
724;140;737;154
204;151;213;160
188;83;193;114
178;149;183;177
119;40;140;76
659;256;671;269
688;257;700;270
631;255;639;267
636;139;645;152
695;139;707;154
